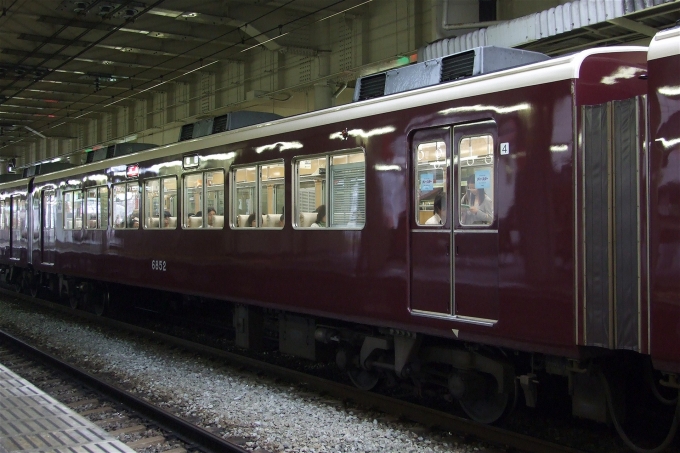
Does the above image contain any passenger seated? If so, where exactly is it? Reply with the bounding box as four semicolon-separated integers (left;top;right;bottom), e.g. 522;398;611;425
247;213;256;227
310;205;326;228
128;211;140;228
207;207;216;227
163;210;172;228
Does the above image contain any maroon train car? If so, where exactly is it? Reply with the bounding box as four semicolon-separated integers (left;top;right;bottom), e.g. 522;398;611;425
0;28;677;441
648;26;680;376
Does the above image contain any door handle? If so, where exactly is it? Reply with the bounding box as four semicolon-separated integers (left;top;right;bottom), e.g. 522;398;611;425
445;242;450;257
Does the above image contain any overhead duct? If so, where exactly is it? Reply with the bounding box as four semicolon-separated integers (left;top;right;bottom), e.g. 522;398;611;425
178;111;282;142
353;46;549;102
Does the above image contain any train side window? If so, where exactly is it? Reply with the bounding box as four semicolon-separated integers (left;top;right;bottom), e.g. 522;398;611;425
182;171;224;229
415;141;448;226
11;196;27;242
85;186;108;229
0;200;9;243
458;135;494;226
294;150;365;229
162;177;177;228
112;182;140;229
63;190;82;230
231;161;284;229
145;178;178;229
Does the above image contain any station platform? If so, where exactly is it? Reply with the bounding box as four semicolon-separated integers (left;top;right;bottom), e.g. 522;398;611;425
0;362;134;453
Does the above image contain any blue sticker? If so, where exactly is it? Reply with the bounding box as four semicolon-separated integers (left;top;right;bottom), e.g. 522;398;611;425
420;173;434;192
475;170;491;189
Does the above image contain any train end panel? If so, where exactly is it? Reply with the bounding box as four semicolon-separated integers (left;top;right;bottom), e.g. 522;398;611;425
648;26;680;374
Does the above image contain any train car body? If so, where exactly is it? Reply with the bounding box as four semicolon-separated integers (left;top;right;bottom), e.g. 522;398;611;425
648;26;680;374
0;28;678;432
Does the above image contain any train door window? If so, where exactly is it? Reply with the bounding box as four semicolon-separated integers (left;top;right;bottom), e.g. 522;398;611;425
63;190;82;230
182;171;224;229
231;161;283;229
11;196;27;240
85;187;108;229
145;177;178;229
458;135;494;226
415;141;448;226
44;189;56;232
112;182;140;229
294;150;365;229
0;199;9;243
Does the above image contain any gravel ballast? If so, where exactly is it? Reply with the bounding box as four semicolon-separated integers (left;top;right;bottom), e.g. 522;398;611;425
0;297;490;453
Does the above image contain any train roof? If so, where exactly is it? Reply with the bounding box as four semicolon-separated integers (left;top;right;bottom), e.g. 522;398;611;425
648;25;680;61
2;45;647;190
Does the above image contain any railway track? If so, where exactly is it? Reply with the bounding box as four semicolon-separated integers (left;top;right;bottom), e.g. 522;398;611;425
0;327;250;453
0;288;593;453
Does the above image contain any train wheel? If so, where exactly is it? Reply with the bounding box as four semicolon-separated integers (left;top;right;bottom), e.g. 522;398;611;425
69;293;79;310
28;272;40;298
458;372;517;424
93;290;109;316
348;369;380;391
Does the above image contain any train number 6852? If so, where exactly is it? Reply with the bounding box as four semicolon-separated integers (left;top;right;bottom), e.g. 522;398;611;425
151;260;167;271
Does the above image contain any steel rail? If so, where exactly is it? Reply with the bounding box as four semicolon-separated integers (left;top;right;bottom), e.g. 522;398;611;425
0;325;249;453
2;289;588;453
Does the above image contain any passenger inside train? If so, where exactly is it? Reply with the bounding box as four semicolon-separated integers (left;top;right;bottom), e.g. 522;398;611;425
207;207;216;227
247;213;256;227
461;174;493;225
310;205;326;228
425;191;446;225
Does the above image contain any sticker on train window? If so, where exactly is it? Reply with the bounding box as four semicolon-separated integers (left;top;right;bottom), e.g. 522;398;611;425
475;169;491;189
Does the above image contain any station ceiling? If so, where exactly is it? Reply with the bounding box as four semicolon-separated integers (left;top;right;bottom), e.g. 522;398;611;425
1;0;679;164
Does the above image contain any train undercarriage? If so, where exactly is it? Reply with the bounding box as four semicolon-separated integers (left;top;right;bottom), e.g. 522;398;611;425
4;264;680;451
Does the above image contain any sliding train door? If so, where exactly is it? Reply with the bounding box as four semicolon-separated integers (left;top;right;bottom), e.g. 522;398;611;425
452;121;499;323
410;127;452;316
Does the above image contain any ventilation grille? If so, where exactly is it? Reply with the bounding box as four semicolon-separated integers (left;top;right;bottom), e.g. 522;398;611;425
358;74;387;101
441;50;475;82
179;124;195;141
212;114;229;134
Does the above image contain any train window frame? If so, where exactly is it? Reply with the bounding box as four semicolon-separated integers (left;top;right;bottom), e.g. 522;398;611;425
112;182;141;229
292;149;366;230
143;176;178;230
230;159;285;229
458;134;495;227
10;195;27;252
85;186;109;230
415;140;449;227
182;169;225;229
62;190;83;230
